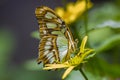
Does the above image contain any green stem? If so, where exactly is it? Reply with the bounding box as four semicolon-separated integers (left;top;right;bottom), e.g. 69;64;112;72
79;68;88;80
84;0;91;47
84;0;88;35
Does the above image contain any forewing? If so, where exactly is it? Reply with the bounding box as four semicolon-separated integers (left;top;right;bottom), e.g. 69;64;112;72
35;6;68;65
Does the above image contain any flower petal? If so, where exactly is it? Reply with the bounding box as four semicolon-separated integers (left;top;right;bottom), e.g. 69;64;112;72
62;66;75;79
43;64;69;70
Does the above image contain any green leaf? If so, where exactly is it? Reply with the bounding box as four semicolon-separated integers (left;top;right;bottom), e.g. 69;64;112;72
65;70;86;80
0;29;15;69
96;34;120;52
23;59;43;70
96;20;120;29
96;20;120;33
88;3;120;29
31;31;40;39
97;58;120;77
88;27;114;47
0;28;15;79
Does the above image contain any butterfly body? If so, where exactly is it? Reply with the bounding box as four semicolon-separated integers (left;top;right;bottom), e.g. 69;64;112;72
35;6;76;65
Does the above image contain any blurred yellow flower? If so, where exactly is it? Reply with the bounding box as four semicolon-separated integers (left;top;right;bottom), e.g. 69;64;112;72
55;0;93;23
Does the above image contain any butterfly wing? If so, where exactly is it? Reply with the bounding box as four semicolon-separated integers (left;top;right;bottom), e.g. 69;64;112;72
35;6;76;65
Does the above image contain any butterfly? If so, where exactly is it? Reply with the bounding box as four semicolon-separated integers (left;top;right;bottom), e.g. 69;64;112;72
35;6;77;65
35;6;95;80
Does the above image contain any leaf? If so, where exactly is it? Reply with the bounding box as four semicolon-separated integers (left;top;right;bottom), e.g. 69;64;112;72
31;31;40;39
23;59;43;70
97;58;120;77
96;20;120;29
65;70;86;80
0;29;15;69
96;34;120;52
88;3;120;29
88;27;114;48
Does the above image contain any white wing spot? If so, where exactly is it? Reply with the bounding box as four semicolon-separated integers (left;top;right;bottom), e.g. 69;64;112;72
44;45;51;50
49;57;55;63
46;23;57;28
46;41;52;45
44;50;49;55
45;12;57;19
46;52;54;58
43;30;47;34
47;38;52;41
57;18;62;23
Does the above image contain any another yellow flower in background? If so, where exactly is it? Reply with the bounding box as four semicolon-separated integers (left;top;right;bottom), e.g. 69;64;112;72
55;0;93;24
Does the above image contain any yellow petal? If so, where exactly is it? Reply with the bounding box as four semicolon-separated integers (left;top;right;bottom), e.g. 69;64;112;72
43;64;69;70
78;36;88;55
67;3;74;12
62;66;75;79
55;0;93;24
55;7;64;18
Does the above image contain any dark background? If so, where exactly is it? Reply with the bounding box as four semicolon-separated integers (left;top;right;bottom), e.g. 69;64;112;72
0;0;112;65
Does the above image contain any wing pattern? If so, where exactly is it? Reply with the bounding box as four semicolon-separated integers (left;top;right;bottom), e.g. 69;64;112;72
35;6;76;65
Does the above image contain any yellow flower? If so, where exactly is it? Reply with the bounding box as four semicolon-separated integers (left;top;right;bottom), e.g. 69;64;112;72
55;0;93;24
43;36;95;80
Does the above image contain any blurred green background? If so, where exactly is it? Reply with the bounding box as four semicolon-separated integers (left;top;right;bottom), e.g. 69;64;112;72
0;0;120;80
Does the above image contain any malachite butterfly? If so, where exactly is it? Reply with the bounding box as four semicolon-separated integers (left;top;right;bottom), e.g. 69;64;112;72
35;6;77;65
